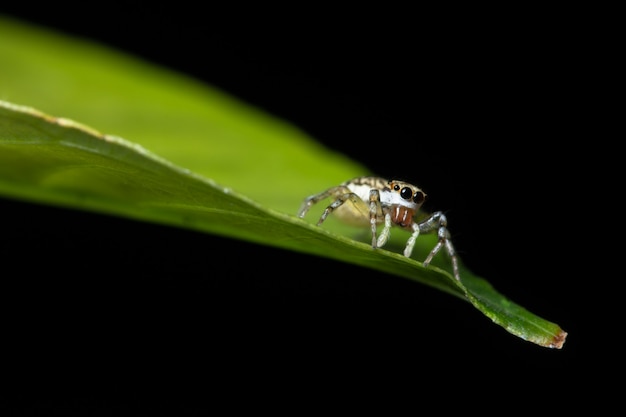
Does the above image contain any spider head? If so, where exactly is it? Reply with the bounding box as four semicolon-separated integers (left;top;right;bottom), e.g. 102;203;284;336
382;180;426;209
382;180;427;228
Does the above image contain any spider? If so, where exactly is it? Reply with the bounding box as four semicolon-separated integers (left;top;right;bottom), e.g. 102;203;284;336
297;176;461;281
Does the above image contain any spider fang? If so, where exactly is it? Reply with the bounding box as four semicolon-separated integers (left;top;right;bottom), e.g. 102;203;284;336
298;176;461;281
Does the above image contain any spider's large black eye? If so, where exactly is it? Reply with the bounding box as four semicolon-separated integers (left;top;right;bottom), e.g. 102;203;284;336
400;187;413;200
413;191;425;204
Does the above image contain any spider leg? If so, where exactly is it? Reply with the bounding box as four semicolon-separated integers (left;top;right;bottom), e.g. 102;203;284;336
376;212;392;248
316;194;359;226
417;211;461;281
369;189;383;248
403;223;420;258
298;185;351;218
302;188;366;228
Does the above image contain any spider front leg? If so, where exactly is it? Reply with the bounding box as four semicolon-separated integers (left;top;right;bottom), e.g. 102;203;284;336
375;211;393;249
416;211;461;281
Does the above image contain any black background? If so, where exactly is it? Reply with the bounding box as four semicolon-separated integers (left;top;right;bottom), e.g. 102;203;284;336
0;5;612;415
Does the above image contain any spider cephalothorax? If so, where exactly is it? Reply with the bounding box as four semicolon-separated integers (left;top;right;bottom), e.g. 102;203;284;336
298;176;461;281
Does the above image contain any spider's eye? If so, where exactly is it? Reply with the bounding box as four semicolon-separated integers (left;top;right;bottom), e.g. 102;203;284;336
413;191;425;204
400;187;413;200
393;184;400;191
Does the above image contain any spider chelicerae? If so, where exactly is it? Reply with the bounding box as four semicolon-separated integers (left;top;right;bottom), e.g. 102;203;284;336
298;176;461;281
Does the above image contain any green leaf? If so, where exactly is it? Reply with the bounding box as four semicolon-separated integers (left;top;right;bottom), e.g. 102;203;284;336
0;16;567;349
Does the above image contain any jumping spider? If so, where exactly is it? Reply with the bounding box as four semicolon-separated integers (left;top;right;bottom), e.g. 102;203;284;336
298;176;461;281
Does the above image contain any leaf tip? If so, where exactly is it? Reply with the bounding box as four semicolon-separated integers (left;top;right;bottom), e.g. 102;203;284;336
549;329;568;349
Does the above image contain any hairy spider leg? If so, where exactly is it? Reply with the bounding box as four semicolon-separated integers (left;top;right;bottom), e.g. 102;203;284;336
376;209;393;248
403;222;420;257
416;211;461;281
316;193;365;226
297;185;352;219
299;186;386;249
369;189;381;248
298;185;375;232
